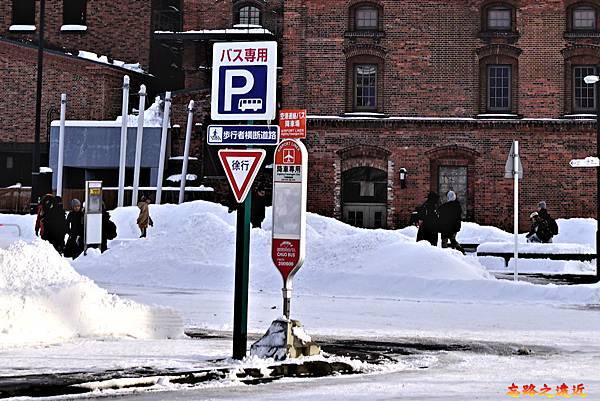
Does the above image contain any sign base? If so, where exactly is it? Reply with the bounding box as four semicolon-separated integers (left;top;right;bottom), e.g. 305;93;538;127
250;318;320;361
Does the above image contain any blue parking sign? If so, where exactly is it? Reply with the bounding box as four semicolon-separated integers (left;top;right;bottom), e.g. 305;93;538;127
211;41;277;121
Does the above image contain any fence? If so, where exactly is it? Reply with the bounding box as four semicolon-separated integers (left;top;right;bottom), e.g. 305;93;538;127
0;187;30;214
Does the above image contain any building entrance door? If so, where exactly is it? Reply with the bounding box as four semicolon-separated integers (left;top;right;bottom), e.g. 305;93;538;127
438;165;468;219
342;167;387;228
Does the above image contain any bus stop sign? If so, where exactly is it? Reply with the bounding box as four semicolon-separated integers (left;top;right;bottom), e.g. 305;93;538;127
211;41;277;121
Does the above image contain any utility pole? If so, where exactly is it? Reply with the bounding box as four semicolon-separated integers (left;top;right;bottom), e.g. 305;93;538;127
31;0;46;213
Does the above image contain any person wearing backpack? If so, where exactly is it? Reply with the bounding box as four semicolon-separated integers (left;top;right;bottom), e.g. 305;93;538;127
526;212;553;243
537;201;559;238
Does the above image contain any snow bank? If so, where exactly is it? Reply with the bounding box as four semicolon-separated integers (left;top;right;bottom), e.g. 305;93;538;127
0;241;183;348
73;201;600;305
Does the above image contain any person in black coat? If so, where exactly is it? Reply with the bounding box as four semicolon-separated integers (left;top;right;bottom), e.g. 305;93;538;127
64;199;85;259
437;191;465;254
416;191;439;246
251;182;267;228
43;196;67;255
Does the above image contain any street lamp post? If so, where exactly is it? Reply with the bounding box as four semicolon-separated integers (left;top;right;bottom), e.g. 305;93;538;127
584;74;600;281
30;0;46;213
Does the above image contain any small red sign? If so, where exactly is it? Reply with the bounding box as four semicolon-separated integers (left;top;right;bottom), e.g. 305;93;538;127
272;238;301;281
279;109;306;139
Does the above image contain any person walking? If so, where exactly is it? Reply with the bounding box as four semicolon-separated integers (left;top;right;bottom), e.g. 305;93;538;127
437;190;465;253
137;195;154;238
415;191;440;246
64;199;85;259
101;202;117;253
251;182;267;228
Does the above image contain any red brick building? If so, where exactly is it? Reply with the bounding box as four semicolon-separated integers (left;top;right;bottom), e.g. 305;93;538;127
279;0;599;230
0;0;154;187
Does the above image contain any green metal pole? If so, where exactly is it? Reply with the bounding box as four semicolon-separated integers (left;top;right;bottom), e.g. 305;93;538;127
232;186;252;359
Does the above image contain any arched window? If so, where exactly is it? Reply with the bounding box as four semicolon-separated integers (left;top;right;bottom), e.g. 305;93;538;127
238;5;261;26
477;45;521;114
562;46;600;114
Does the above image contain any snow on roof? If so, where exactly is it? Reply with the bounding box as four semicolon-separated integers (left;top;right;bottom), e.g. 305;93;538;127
77;50;145;74
154;27;272;35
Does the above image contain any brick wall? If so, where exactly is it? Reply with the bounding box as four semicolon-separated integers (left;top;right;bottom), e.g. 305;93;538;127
306;118;597;231
0;0;152;69
0;39;146;145
282;0;600;118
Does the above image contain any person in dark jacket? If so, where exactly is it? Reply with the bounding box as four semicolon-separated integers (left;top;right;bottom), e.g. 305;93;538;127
64;199;84;259
437;191;465;254
416;191;439;246
537;201;559;239
43;196;67;255
251;182;267;228
526;211;554;243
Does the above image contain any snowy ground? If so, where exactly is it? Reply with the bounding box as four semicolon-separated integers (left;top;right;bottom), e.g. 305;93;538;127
1;201;599;400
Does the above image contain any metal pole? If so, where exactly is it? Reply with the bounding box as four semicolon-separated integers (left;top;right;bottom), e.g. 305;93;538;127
282;287;292;319
514;140;519;282
179;100;194;204
233;193;252;360
117;75;130;208
596;83;600;281
56;94;66;197
132;84;146;206
30;0;46;213
155;92;171;205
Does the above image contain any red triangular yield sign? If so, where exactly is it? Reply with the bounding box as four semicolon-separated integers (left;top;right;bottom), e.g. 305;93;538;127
218;149;266;203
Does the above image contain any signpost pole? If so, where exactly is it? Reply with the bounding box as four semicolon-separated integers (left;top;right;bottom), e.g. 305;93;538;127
233;190;252;360
283;286;291;319
513;140;519;282
596;84;600;281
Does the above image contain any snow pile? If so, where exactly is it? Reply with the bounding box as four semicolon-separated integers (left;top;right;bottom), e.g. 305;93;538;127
78;50;145;74
73;201;600;305
115;96;164;127
0;241;183;347
167;174;198;182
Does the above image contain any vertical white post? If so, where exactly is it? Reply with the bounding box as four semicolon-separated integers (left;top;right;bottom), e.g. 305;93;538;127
179;100;194;204
117;75;130;208
155;92;171;205
513;140;519;282
132;84;146;206
56;93;67;197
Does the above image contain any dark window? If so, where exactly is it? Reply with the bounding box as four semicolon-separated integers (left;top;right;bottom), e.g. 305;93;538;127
487;65;511;111
354;64;377;110
573;6;596;30
374;211;383;228
6;156;14;170
487;6;512;30
239;5;261;25
63;0;87;25
355;6;378;30
574;66;597;112
12;0;35;25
